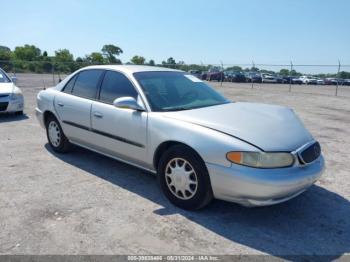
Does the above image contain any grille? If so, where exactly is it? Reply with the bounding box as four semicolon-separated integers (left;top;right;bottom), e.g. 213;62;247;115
0;102;8;111
299;142;321;164
0;94;9;98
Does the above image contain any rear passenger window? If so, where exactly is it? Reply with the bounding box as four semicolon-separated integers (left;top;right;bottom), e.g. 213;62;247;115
99;71;138;104
72;70;103;99
62;74;78;94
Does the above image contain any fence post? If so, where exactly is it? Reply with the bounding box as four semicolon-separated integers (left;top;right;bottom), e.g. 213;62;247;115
220;61;223;86
251;60;255;89
289;61;293;92
52;62;55;86
335;60;340;96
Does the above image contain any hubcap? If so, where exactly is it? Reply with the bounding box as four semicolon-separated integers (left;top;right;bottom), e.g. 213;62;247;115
48;121;61;147
165;158;198;200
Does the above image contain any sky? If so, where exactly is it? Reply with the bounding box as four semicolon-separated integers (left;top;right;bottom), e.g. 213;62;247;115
1;0;350;70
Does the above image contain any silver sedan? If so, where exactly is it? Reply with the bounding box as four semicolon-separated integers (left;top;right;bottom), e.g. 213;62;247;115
36;65;324;210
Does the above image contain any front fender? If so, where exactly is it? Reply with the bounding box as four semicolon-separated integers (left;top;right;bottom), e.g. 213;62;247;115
147;113;260;168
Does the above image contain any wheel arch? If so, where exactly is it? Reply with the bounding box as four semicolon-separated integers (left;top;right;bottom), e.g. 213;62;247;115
153;141;206;172
43;110;58;125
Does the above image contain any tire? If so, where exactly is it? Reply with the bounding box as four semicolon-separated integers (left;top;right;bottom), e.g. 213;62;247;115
15;111;23;116
157;145;213;210
45;115;71;153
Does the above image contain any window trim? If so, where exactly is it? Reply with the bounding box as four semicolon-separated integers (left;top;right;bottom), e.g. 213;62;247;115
97;69;139;105
61;73;79;94
59;68;150;111
61;69;105;101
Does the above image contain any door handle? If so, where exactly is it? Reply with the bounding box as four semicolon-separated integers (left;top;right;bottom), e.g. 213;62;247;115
93;112;103;118
57;102;64;107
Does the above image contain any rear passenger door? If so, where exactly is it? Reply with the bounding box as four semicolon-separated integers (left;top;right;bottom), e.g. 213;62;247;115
90;70;148;166
55;69;104;145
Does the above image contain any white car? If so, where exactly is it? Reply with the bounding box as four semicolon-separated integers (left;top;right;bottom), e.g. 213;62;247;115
261;73;277;83
0;68;24;115
299;75;317;85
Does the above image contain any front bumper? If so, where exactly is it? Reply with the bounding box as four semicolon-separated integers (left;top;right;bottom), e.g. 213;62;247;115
207;155;325;207
35;107;45;128
0;97;24;113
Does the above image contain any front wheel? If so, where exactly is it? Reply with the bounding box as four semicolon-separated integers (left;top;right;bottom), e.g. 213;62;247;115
45;115;71;153
158;145;213;210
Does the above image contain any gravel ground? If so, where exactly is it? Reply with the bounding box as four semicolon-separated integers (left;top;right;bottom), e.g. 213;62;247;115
0;74;349;259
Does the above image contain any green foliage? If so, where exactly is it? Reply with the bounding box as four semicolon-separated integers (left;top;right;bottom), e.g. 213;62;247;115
14;45;41;61
1;43;350;79
86;52;105;64
339;71;350;79
226;66;243;72
102;44;123;64
131;55;146;65
54;49;75;73
0;46;12;71
279;69;290;76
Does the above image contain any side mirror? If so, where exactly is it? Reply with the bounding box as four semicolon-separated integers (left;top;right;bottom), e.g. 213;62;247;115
113;97;145;111
11;76;17;84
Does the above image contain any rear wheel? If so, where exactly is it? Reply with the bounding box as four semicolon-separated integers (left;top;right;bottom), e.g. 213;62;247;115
158;145;213;210
15;111;23;116
45;115;71;153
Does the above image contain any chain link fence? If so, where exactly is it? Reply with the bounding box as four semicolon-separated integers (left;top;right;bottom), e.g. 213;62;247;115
1;59;349;97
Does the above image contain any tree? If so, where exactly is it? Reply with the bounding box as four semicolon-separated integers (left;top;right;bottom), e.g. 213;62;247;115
0;46;11;52
148;59;155;66
102;44;123;64
54;49;74;72
131;55;146;65
86;52;105;64
279;69;290;76
0;46;12;71
226;66;242;72
13;45;41;61
162;57;176;68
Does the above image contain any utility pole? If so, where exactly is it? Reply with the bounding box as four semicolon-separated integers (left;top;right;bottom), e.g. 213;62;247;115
289;60;293;92
220;61;224;86
251;60;255;89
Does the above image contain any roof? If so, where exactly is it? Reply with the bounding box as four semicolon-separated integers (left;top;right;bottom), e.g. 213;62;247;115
82;65;183;74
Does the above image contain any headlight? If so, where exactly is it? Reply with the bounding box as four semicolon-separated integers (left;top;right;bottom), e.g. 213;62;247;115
226;151;294;168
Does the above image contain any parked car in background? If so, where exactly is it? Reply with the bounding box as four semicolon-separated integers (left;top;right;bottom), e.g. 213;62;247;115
0;68;24;115
188;70;202;79
36;65;324;210
261;73;277;83
200;71;208;80
282;76;303;85
316;78;325;85
343;79;350;86
324;78;336;85
275;75;287;84
207;68;224;81
299;76;317;85
245;72;262;83
224;71;246;82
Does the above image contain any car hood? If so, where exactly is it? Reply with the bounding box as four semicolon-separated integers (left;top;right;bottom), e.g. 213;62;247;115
0;83;14;95
163;102;313;151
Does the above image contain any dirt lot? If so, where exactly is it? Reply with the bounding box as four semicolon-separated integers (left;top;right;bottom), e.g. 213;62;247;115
0;73;349;259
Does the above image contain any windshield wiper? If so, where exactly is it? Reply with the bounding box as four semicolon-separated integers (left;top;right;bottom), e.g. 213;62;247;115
162;107;189;112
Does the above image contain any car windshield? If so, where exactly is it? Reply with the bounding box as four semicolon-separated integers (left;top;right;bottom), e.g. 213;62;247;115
0;69;11;83
134;71;230;112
